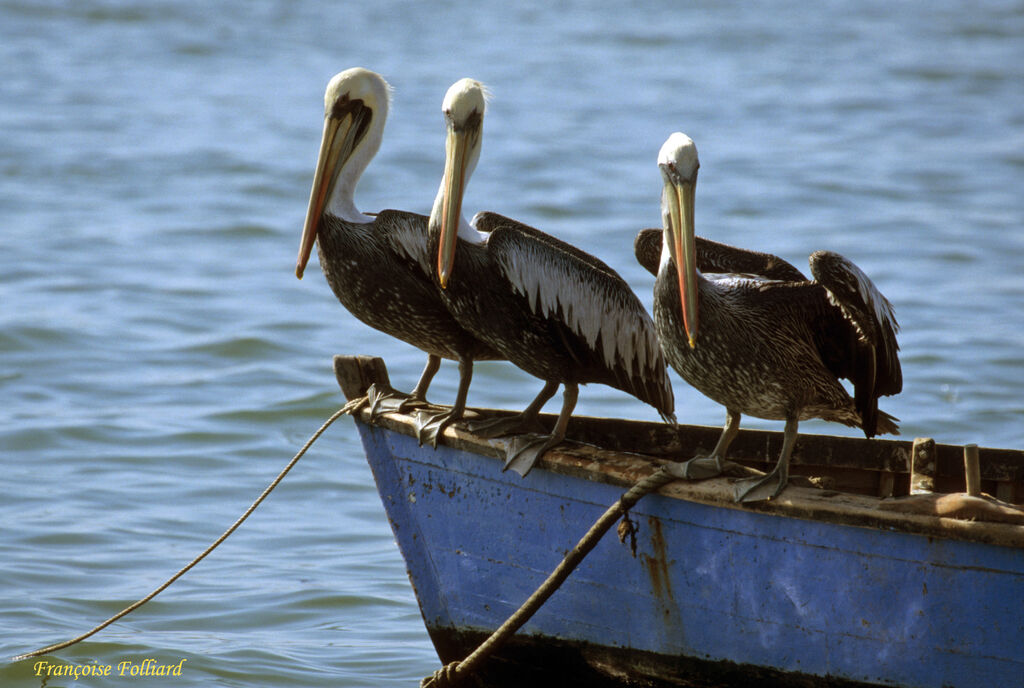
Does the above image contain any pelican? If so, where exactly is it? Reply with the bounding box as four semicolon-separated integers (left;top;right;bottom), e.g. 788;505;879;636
428;78;675;476
650;132;902;502
295;68;500;444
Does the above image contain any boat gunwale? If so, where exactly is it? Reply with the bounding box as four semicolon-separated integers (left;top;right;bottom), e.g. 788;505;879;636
356;406;1024;549
334;355;1024;549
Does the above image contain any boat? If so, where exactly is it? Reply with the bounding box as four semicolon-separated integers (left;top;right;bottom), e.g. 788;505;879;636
333;355;1024;688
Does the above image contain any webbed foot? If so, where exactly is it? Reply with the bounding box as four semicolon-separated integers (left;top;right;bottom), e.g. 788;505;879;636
502;433;563;477
467;414;545;439
366;384;414;420
468;380;558;439
734;467;789;502
734;416;796;502
675;455;726;480
415;407;462;448
394;395;431;414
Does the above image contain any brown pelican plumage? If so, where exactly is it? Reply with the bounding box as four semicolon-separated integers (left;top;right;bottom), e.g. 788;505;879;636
428;78;675;476
295;68;500;443
634;229;807;283
649;132;902;502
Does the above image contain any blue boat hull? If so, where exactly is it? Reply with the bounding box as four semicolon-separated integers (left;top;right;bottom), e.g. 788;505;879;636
353;417;1024;688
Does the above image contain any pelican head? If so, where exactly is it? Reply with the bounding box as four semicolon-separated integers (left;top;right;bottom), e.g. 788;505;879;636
430;78;487;289
658;133;700;347
296;67;390;279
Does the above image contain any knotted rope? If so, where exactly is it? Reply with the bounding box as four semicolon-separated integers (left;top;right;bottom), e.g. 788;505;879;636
420;464;682;687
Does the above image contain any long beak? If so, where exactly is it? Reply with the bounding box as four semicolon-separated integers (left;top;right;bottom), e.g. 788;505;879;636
296;113;356;279
436;125;472;289
663;178;699;347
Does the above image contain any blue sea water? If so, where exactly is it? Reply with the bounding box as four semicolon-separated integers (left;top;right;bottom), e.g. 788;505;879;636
1;1;1022;686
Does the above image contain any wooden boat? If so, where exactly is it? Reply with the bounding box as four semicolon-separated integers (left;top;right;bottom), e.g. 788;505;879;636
333;355;1024;688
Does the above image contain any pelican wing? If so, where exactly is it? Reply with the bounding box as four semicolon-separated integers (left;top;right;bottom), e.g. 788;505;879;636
810;250;902;435
633;228;807;281
633;228;662;277
476;211;621;279
742;277;898;437
810;251;901;391
477;212;671;402
698;235;807;282
378;209;433;275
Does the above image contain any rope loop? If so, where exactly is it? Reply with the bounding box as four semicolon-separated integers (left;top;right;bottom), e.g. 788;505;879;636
419;661;462;688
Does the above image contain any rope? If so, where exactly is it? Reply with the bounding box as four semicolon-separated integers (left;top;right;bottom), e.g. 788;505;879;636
12;406;349;662
420;465;680;688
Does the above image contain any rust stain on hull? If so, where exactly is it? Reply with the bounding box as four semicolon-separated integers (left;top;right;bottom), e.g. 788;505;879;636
641;516;685;646
642;516;676;606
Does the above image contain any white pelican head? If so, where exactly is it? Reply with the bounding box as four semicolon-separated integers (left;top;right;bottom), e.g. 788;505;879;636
296;67;391;279
431;78;488;289
658;132;700;347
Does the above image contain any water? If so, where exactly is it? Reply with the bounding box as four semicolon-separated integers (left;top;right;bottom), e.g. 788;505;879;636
1;0;1022;685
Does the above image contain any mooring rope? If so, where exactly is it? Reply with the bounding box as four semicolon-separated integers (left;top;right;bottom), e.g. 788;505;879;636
420;464;681;688
12;405;350;662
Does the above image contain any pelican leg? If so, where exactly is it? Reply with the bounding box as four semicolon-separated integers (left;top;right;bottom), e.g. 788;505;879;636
503;383;578;477
416;357;472;448
397;355;442;413
468;380;558;438
734;416;797;502
673;409;741;479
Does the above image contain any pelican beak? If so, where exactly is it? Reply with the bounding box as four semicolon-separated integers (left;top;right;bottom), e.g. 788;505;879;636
296;103;367;279
663;176;699;347
435;121;475;289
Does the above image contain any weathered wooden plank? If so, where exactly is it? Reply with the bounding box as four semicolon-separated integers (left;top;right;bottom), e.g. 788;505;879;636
331;355;1024;506
333;354;390;401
